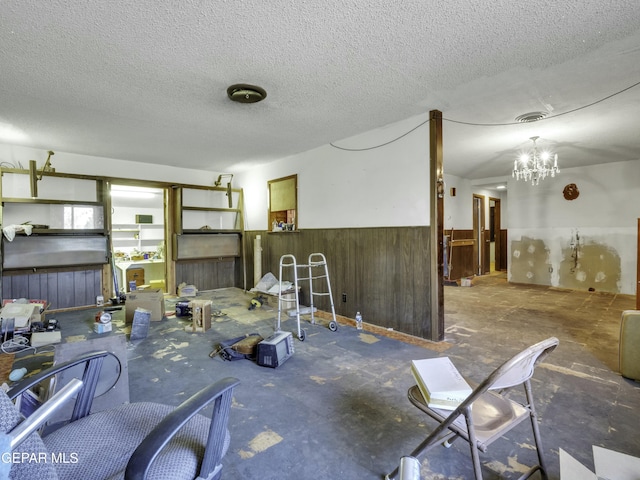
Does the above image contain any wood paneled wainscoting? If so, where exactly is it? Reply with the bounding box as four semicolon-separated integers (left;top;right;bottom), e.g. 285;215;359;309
2;266;103;310
244;227;433;340
175;257;242;292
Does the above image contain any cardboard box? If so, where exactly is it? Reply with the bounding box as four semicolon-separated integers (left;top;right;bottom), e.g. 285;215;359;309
31;331;62;347
178;284;197;297
94;322;113;334
126;289;165;322
149;279;165;291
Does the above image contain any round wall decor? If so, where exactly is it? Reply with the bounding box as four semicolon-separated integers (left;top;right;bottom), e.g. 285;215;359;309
563;183;579;200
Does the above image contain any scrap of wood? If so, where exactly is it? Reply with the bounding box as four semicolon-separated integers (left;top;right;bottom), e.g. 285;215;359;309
450;239;475;247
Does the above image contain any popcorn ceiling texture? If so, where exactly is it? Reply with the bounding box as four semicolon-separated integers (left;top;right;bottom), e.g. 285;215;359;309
1;0;640;176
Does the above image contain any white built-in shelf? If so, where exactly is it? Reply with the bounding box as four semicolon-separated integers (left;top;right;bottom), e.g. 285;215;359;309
112;223;165;252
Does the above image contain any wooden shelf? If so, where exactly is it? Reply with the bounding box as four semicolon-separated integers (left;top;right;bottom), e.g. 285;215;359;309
2;198;102;205
18;229;106;235
182;229;242;234
182;206;241;213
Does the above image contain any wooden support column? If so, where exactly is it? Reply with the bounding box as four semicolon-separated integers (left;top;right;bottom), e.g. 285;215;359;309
429;110;444;341
165;187;178;295
98;179;113;299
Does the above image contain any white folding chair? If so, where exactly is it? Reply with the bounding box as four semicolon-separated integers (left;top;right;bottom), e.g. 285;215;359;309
387;337;559;480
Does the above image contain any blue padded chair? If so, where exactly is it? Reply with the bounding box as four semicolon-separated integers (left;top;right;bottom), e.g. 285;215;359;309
1;351;239;480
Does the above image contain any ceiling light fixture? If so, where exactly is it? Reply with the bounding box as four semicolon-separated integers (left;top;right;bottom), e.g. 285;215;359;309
226;84;267;103
110;191;155;199
110;185;161;199
512;136;559;185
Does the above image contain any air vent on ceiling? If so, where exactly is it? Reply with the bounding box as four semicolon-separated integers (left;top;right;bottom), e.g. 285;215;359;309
227;84;267;104
515;111;548;123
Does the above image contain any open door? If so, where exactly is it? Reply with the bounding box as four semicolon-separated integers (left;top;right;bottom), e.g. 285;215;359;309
473;194;486;275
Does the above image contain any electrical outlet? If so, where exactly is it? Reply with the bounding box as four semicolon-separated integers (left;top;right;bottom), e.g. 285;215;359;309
342;293;347;303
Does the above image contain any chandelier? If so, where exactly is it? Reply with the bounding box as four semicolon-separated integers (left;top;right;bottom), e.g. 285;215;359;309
512;136;559;185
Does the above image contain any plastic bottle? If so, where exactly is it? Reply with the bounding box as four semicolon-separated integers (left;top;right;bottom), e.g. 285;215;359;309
355;311;363;330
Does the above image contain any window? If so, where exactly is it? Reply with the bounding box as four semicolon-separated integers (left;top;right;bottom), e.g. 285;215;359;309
268;174;297;231
64;205;96;229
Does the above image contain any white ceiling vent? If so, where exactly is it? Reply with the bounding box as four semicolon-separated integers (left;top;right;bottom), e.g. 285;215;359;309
515;111;548;123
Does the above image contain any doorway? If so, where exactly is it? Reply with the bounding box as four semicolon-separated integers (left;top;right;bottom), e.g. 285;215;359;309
473;194;486;276
110;185;167;294
489;197;502;272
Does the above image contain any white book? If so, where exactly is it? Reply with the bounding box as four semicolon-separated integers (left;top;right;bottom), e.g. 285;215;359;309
411;357;472;410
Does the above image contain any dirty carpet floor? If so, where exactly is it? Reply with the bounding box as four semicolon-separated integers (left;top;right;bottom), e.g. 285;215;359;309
10;275;640;479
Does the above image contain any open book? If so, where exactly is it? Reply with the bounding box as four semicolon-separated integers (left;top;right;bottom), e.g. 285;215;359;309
411;357;472;410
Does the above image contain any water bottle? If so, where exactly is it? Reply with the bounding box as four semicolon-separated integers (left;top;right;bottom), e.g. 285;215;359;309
355;311;363;330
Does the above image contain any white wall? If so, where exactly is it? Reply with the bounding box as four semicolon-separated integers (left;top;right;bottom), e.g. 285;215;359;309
4;128;635;296
0;143;221;187
443;173;506;230
237;114;431;230
443;174;472;229
507;159;640;294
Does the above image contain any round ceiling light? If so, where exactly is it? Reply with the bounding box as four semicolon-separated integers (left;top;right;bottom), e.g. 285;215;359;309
515;111;548;123
227;84;267;104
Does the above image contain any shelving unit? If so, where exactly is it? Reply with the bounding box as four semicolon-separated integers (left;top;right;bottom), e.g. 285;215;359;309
173;185;246;290
0;170;109;308
1;197;109;269
112;223;164;255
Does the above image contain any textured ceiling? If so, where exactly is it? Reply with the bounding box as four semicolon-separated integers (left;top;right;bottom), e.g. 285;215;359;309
1;0;640;180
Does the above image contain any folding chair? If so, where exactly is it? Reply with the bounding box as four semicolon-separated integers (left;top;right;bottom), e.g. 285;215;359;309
386;337;559;480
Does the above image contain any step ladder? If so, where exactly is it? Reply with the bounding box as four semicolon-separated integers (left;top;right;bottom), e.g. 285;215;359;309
276;252;338;341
